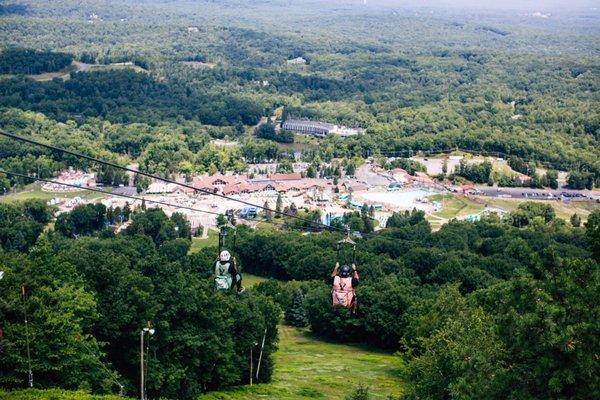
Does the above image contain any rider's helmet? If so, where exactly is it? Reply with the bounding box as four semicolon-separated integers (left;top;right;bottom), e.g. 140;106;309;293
220;250;231;262
340;265;351;278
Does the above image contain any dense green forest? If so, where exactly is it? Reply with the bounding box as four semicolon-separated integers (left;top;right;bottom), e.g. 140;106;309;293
0;48;72;75
0;0;598;186
0;71;263;125
1;200;598;399
0;202;279;399
0;1;599;398
243;206;600;399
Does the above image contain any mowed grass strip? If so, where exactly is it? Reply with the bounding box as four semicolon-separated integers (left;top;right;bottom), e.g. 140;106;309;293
199;325;404;400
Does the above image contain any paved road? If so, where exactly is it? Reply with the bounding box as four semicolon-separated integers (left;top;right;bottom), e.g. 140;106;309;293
474;186;599;201
110;186;138;196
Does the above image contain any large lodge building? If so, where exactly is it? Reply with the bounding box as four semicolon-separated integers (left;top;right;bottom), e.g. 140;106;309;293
146;173;332;196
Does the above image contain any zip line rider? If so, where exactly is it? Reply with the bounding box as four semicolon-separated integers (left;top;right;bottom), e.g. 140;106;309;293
328;261;359;312
214;250;245;294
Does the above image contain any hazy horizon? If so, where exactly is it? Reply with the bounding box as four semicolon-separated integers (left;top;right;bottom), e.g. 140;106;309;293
313;0;599;11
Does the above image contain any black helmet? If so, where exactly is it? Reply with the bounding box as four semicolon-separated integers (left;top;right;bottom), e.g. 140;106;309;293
340;265;351;278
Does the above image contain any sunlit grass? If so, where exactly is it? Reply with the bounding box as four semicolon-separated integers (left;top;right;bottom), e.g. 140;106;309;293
199;325;404;400
429;194;485;220
0;183;106;203
189;229;219;253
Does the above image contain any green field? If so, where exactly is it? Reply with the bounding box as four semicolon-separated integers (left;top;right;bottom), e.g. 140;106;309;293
480;197;599;223
244;273;269;288
428;194;485;220
198;325;404;400
189;229;220;253
0;184;106;203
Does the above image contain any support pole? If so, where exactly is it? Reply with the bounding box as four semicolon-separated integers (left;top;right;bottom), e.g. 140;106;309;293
249;347;253;386
21;286;33;388
256;328;267;380
140;331;144;400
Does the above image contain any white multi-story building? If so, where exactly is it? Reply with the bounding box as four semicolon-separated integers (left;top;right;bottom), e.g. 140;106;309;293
281;119;363;138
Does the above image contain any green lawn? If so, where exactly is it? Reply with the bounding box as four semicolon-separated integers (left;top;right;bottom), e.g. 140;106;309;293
0;184;106;203
429;194;485;220
189;229;219;253
199;325;404;400
243;273;269;288
256;220;280;231
481;197;599;223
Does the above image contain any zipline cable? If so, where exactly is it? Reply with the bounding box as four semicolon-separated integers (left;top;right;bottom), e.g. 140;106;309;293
0;169;327;235
0;130;343;232
0;169;222;217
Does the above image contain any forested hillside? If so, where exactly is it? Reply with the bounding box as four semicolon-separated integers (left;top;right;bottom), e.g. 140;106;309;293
0;48;72;74
0;1;599;399
246;207;600;399
1;200;598;399
0;203;279;399
0;0;598;185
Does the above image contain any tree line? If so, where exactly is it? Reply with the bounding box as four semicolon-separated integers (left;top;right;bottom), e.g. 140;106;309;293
0;48;72;75
0;70;264;126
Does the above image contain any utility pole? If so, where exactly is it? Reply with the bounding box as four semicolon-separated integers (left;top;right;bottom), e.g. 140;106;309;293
140;330;144;400
21;286;33;388
249;341;257;386
256;328;267;381
140;325;155;400
249;347;253;386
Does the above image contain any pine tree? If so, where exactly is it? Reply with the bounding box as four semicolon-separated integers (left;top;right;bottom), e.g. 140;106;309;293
346;162;356;176
216;214;227;227
275;193;283;217
106;206;115;224
345;384;370;400
285;289;308;327
263;201;272;221
122;202;131;221
570;213;581;227
361;204;369;218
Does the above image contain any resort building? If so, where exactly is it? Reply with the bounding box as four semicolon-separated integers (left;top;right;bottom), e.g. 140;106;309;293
281;119;363;138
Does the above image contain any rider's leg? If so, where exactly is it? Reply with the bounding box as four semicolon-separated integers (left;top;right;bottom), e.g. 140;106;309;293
235;273;245;293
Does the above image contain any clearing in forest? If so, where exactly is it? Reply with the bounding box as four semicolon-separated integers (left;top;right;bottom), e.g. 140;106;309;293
199;325;404;399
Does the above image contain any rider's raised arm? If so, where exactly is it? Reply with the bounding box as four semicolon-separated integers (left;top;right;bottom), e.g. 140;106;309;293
351;264;359;286
331;261;340;277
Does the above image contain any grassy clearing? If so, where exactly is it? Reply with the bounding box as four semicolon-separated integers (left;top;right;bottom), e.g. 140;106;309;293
481;197;599;223
199;325;404;400
0;184;106;203
256;220;280;231
244;273;269;288
429;194;485;220
189;229;219;253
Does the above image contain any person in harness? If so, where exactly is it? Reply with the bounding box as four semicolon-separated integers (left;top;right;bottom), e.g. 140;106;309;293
214;250;245;294
328;261;359;312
